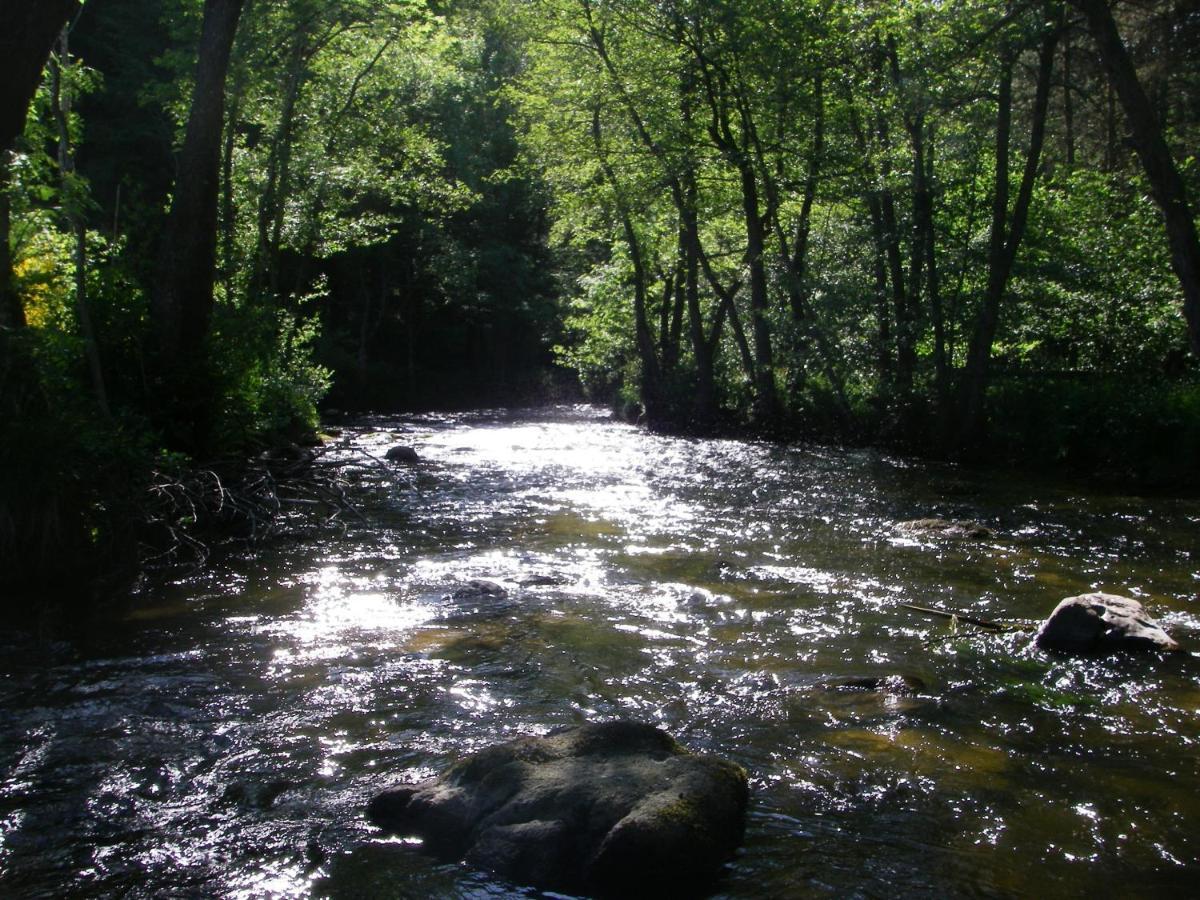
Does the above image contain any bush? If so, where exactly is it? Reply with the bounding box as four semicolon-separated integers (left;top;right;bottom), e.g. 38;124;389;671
985;375;1200;486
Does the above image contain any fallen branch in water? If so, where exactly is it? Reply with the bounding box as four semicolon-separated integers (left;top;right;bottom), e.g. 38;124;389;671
141;443;366;573
901;603;1006;632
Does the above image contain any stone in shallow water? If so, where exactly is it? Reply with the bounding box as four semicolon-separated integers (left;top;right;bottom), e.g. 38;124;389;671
438;580;515;623
366;721;749;897
820;673;927;694
897;518;994;539
385;445;420;464
1035;593;1180;654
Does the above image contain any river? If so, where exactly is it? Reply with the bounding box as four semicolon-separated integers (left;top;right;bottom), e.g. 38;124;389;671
1;405;1198;897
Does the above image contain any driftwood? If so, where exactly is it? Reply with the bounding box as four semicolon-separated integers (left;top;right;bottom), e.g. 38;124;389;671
142;443;365;572
901;603;1007;632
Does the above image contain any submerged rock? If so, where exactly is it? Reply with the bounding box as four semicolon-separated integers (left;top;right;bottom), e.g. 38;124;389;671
385;445;420;464
821;673;927;695
897;518;994;539
366;721;748;897
437;580;515;623
1035;593;1180;654
449;579;507;601
518;573;569;587
222;778;294;810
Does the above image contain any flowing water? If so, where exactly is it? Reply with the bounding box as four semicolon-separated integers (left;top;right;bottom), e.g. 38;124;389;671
2;405;1199;898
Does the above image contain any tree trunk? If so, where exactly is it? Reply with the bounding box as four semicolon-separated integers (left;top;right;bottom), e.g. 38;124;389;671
0;0;80;153
0;152;24;331
220;95;238;295
923;137;950;421
678;171;719;430
958;25;1057;449
0;0;80;341
867;196;893;387
1074;0;1200;357
254;39;306;300
592;108;663;425
877;125;914;395
150;0;245;450
51;32;109;417
738;162;779;425
849;106;895;389
1062;27;1076;171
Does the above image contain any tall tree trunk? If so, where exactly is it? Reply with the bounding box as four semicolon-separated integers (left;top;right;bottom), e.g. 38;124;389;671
592;108;663;425
849;106;895;390
884;39;924;403
0;0;80;343
51;31;109;417
1074;0;1200;356
785;73;824;325
958;25;1058;449
254;40;306;300
738;162;779;425
679;170;720;430
0;0;80;153
220;96;238;295
877;124;914;395
1062;27;1076;171
0;152;23;332
922;138;950;421
867;196;894;387
675;62;718;431
151;0;245;450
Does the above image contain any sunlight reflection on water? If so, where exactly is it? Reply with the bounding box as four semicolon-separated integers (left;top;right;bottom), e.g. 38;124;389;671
1;406;1198;898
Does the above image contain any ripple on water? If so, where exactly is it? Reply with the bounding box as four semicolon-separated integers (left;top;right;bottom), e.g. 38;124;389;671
1;405;1198;897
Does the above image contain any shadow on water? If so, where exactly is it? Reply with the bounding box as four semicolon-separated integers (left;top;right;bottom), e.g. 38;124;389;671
1;405;1198;897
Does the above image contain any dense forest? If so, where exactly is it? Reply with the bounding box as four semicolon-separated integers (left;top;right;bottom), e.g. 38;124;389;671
1;0;1199;604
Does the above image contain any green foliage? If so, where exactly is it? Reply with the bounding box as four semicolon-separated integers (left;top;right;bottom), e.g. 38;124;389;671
986;375;1200;484
555;253;637;398
4;0;1200;610
502;0;1197;477
210;300;333;451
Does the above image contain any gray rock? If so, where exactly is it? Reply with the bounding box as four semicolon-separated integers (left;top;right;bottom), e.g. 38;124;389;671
449;579;507;601
385;445;420;464
1035;593;1180;654
898;518;994;539
366;721;748;897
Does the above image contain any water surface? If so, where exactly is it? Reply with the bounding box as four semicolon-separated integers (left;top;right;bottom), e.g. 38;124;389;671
2;405;1198;897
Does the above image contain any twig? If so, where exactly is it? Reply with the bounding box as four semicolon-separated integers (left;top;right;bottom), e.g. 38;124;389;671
901;603;1006;632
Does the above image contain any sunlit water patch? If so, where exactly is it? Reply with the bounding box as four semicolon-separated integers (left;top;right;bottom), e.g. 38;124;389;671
1;405;1198;897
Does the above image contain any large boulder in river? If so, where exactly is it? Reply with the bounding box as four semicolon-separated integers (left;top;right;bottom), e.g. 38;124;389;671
1035;593;1180;654
366;721;749;897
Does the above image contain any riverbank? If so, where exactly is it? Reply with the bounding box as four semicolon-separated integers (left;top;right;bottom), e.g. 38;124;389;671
607;372;1200;494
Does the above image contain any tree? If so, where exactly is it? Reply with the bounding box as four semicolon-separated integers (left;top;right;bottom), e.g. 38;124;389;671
957;8;1059;448
1;0;81;331
0;0;81;154
1072;0;1200;357
150;0;245;450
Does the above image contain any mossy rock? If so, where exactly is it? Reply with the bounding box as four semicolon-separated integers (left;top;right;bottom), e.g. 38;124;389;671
366;721;749;897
